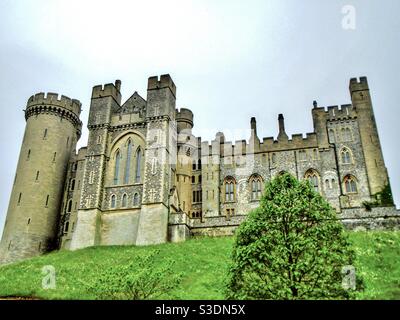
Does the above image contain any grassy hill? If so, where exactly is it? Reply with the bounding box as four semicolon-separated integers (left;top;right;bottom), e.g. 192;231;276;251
0;231;399;300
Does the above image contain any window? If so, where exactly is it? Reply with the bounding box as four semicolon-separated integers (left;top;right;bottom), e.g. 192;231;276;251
341;147;352;164
114;150;121;185
27;218;31;225
111;195;116;208
224;177;235;202
70;179;75;191
135;148;142;183
305;169;320;193
66;136;70;147
133;193;140;206
89;171;95;184
97;135;102;144
250;175;263;200
192;176;195;184
198;159;202;170
52;152;56;162
122;194;127;207
124;140;132;184
35;171;40;181
199;175;202;184
344;175;358;194
43;129;48;139
342;128;352;142
192;161;196;170
64;221;69;233
66;200;72;213
193;190;202;203
45;195;49;207
27;149;31;160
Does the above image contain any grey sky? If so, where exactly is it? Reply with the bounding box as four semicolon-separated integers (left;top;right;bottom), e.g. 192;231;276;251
0;0;399;237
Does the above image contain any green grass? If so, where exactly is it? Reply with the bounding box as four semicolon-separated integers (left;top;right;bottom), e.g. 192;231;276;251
0;232;399;300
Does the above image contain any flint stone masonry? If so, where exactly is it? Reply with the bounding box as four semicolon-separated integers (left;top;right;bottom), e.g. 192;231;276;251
0;74;398;265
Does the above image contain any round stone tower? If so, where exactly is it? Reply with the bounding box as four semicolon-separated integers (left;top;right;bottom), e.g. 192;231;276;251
0;93;82;264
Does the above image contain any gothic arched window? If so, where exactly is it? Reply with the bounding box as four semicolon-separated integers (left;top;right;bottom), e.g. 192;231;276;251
111;195;116;208
70;179;75;191
249;175;263;200
135;147;142;183
344;175;358;194
342;127;352;142
341;147;352;164
122;194;127;207
124;140;133;184
66;200;72;213
114;150;121;185
133;193;140;206
224;177;236;202
305;169;320;193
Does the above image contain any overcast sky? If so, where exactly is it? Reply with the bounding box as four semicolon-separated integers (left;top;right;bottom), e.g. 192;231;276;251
0;0;399;237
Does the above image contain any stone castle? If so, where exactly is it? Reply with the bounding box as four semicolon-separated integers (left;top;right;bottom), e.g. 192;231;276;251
0;74;398;265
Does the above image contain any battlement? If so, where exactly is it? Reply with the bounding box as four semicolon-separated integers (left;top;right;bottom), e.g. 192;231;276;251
27;92;82;116
91;80;122;104
200;131;319;157
313;104;356;121
176;108;194;123
349;76;369;92
147;74;176;97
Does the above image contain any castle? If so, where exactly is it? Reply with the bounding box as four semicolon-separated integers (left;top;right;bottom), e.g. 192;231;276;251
0;74;398;265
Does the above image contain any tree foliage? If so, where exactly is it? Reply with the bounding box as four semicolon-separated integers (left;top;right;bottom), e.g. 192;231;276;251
226;173;361;300
84;249;182;300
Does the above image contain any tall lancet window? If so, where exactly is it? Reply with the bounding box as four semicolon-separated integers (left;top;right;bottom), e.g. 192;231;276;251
135;147;142;183
114;150;121;185
124;140;132;184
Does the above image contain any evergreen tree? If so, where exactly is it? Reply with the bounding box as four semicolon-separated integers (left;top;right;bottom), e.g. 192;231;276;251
226;173;360;299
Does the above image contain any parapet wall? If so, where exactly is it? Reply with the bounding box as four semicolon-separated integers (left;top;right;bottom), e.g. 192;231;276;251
349;76;369;92
91;82;122;104
186;206;400;238
27;92;82;117
148;74;176;97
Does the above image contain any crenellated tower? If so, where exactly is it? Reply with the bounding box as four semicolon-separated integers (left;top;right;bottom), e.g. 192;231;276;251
70;81;121;250
350;77;390;196
136;74;177;245
0;93;82;264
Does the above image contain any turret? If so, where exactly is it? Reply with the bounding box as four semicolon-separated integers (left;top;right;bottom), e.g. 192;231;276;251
0;93;82;264
176;108;194;133
277;114;288;141
350;76;390;196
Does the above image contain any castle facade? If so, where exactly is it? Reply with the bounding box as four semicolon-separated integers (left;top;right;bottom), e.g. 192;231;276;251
0;75;395;264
